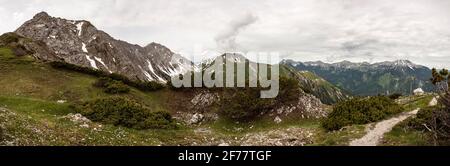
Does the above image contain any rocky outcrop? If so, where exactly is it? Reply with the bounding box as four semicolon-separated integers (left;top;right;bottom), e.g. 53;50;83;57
14;12;193;83
271;93;326;120
190;91;220;111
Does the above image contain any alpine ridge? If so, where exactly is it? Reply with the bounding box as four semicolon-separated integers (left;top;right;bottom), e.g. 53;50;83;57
281;59;434;96
14;12;193;83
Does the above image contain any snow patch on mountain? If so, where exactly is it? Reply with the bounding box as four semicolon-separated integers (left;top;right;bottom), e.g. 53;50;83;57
76;22;84;36
94;57;111;73
81;43;88;53
85;55;97;69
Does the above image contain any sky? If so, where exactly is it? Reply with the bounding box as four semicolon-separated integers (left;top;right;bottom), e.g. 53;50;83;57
0;0;449;68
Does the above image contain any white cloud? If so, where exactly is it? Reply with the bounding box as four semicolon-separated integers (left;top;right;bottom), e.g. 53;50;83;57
0;0;449;68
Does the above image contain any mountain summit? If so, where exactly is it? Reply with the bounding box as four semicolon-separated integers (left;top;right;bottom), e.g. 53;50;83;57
14;12;193;82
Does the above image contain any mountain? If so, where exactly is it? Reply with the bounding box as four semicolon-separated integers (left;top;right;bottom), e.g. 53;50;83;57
279;65;350;104
199;53;350;104
14;12;193;83
281;59;434;96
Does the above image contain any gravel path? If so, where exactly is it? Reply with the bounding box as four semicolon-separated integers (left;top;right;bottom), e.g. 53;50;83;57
349;108;420;146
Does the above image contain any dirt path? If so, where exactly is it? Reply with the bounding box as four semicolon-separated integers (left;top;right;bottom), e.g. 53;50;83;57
349;108;420;146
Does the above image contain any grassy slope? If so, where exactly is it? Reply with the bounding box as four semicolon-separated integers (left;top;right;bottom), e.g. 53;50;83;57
0;47;326;145
280;65;349;104
0;46;199;145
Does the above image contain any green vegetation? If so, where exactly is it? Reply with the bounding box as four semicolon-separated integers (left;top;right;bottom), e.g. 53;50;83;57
219;77;301;121
383;68;450;146
78;96;177;130
322;96;404;131
388;93;402;100
314;125;367;146
0;96;194;146
280;65;350;104
381;103;435;146
50;61;165;92
93;77;130;94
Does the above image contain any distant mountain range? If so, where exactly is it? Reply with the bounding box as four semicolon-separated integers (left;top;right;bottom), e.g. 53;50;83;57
281;59;434;96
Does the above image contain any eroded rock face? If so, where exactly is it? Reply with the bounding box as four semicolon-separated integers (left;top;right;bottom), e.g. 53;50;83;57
15;12;193;83
271;93;326;120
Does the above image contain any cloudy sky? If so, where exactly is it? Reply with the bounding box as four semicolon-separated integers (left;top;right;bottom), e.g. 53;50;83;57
0;0;449;68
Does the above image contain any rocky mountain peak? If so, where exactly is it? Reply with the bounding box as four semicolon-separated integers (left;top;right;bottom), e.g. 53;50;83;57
14;12;194;83
33;11;51;19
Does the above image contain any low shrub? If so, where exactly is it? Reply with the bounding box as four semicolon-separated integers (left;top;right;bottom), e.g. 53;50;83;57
50;61;165;92
220;88;275;121
219;77;301;121
93;77;130;94
322;96;404;131
404;106;435;131
388;93;403;100
78;96;177;129
50;61;104;76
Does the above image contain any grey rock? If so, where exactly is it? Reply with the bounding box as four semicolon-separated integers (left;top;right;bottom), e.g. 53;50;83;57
15;12;194;83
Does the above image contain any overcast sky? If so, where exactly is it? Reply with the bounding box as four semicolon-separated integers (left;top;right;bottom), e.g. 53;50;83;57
0;0;449;68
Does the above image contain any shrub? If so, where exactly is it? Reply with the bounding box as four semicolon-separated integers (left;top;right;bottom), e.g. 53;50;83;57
322;96;404;131
93;77;130;94
219;77;301;121
136;81;165;91
104;81;130;94
428;68;450;145
388;93;403;100
404;106;435;130
78;96;177;129
276;77;301;104
220;88;275;121
49;61;165;92
50;61;104;76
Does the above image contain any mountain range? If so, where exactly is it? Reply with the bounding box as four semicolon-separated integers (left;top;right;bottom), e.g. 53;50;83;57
281;59;434;96
2;11;435;101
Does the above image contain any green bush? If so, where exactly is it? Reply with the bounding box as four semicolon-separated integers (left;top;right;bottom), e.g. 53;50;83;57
78;96;177;129
388;93;403;100
220;88;275;121
50;61;165;92
219;77;301;121
50;61;104;76
404;106;435;130
93;77;130;94
276;77;301;104
322;96;405;131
